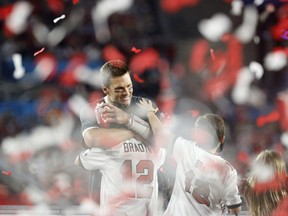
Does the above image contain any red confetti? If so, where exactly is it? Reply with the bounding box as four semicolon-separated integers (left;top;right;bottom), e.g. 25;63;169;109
131;47;141;54
0;4;13;20
210;48;216;60
72;0;79;4
188;109;200;117
271;18;288;41
34;47;45;57
200;35;243;100
59;53;87;87
256;110;280;127
237;151;250;164
272;196;288;216
276;92;288;130
161;0;199;14
281;30;288;40
189;40;210;72
129;48;160;74
133;74;145;83
253;172;286;193
102;44;126;62
48;0;64;13
2;170;12;176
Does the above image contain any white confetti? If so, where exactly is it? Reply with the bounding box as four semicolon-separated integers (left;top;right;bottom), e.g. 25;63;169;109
53;14;66;23
231;0;243;16
5;1;33;34
249;61;264;80
280;132;288;148
198;13;232;42
264;51;287;71
12;53;25;79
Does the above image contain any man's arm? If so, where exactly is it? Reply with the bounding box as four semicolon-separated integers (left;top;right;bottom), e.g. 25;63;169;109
100;103;153;140
137;99;175;149
83;127;134;149
80;102;137;148
146;111;175;149
80;101;155;149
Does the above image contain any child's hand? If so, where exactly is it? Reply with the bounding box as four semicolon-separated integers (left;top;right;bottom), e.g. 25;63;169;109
138;99;159;114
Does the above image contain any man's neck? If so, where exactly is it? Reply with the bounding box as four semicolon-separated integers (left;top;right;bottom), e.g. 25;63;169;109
104;95;129;110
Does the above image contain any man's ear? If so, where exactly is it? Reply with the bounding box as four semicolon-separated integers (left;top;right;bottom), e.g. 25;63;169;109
220;135;225;144
217;135;225;152
102;86;108;94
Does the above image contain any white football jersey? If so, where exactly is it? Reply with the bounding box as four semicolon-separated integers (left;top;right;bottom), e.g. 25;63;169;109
164;137;241;216
79;138;166;216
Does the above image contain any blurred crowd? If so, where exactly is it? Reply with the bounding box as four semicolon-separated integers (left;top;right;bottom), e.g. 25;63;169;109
0;0;288;211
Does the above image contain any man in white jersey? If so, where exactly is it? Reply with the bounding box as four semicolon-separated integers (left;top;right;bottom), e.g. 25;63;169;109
75;60;166;215
138;99;242;216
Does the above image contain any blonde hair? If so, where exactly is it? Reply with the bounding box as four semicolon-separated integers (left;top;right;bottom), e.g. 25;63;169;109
243;150;287;216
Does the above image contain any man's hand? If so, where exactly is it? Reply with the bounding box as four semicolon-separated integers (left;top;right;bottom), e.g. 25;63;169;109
98;103;131;125
95;102;110;127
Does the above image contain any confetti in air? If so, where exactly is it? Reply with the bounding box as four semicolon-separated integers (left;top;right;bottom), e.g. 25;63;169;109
264;51;287;71
53;14;65;23
131;47;141;54
2;170;12;176
12;53;25;79
256;110;280;127
249;61;264;80
188;109;200;117
210;48;216;60
231;0;243;16
34;47;45;56
281;30;288;40
133;74;145;83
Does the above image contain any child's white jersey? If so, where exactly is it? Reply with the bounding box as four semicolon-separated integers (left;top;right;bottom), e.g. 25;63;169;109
164;137;241;216
79;138;166;216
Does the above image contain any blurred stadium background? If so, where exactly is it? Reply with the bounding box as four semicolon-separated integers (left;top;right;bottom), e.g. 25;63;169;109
1;0;288;215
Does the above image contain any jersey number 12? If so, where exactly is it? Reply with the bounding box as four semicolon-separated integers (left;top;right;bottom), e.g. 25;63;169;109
121;160;154;198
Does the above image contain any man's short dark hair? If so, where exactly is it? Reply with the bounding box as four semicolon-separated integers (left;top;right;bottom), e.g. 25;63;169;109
100;60;130;87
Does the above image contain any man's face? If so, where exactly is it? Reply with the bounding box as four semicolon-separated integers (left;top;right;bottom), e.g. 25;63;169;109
104;73;133;107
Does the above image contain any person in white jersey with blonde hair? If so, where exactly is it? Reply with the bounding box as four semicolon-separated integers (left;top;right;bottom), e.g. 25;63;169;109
138;99;242;216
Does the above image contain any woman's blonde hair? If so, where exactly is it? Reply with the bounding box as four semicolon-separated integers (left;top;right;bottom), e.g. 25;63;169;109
243;150;287;216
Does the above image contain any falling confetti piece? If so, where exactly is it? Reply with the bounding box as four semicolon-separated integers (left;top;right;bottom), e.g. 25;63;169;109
237;151;250;164
249;61;263;80
210;48;216;60
34;47;45;56
188;109;200;117
253;172;286;192
53;14;65;23
12;53;25;79
133;74;144;83
281;30;288;40
256;110;280;127
131;47;141;54
72;0;79;4
2;170;12;176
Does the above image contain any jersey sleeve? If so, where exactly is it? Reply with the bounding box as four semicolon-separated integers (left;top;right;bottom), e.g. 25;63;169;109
78;148;107;171
172;137;197;162
80;102;100;136
223;165;242;208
